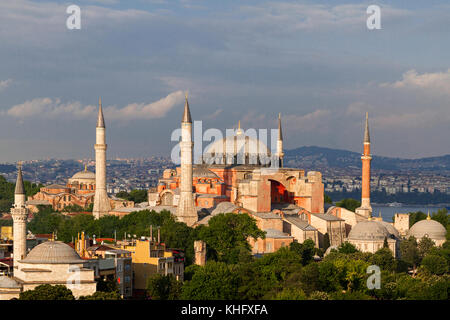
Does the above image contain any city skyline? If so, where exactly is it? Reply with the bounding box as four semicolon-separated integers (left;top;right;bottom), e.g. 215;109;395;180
1;0;450;162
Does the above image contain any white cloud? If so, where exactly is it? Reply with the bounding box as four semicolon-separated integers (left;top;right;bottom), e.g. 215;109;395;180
380;69;450;95
105;90;184;120
3;91;185;121
5;98;96;119
0;79;12;91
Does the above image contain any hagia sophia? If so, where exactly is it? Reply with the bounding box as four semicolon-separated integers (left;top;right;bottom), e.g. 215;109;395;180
0;95;447;299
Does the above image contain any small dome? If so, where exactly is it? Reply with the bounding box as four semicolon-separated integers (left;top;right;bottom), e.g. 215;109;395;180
408;219;446;241
348;220;390;241
71;170;95;180
21;241;84;264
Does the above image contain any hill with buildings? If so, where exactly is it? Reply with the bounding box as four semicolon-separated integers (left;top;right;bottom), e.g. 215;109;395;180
285;146;450;173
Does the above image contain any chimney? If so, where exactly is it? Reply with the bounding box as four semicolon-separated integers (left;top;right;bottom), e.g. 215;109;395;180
157;227;160;243
150;225;153;242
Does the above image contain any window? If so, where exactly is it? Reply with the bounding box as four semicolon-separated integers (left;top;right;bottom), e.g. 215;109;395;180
125;276;130;283
125;264;130;271
266;243;272;252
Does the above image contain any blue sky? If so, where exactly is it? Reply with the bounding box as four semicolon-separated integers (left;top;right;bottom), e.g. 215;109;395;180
1;0;450;162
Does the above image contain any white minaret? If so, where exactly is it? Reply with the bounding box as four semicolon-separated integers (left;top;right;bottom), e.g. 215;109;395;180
11;163;29;270
276;113;284;168
176;93;198;226
93;97;111;219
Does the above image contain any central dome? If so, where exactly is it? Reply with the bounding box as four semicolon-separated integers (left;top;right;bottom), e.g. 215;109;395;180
20;241;84;264
71;170;95;180
202;128;272;166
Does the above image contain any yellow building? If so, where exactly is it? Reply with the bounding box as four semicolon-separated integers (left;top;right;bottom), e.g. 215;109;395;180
119;236;184;296
0;227;13;241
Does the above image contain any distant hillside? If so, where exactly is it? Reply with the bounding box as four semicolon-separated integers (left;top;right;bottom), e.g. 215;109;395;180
284;146;450;172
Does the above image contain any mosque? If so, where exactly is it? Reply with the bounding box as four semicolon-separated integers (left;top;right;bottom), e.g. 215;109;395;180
1;96;447;300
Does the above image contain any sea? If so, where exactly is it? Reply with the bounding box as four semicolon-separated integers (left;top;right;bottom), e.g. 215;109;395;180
372;204;448;223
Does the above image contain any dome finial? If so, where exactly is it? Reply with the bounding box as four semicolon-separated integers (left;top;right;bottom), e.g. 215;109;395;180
84;164;88;172
427;210;431;220
368;211;372;221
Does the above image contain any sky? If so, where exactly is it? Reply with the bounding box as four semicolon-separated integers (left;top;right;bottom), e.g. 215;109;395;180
0;0;450;162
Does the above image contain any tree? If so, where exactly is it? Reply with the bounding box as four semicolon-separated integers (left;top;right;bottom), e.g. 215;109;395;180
181;261;240;300
420;255;448;275
400;237;420;275
323;233;331;250
96;278;119;293
370;247;397;272
147;274;182;300
196;213;265;264
289;239;315;266
79;291;122;300
335;198;361;212
338;242;358;254
19;284;75;300
273;287;306;300
383;237;389;248
324;194;333;205
417;237;435;259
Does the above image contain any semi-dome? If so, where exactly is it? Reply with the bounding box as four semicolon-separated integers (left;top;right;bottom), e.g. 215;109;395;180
193;167;220;179
20;241;84;264
408;218;446;241
211;201;238;215
348;220;391;241
202;127;272;166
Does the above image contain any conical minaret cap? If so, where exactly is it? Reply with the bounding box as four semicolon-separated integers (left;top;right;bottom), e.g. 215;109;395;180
364;112;370;143
97;97;105;128
182;92;192;123
278;113;283;141
15;163;25;195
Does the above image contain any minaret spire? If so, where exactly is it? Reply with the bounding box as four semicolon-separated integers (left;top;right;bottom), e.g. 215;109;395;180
97;97;105;128
15;162;25;196
182;92;192;123
278;113;283;141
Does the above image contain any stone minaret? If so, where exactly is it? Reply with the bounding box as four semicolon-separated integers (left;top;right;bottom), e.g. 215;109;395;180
176;93;198;226
276;113;284;168
93;97;111;219
11;163;29;269
356;112;372;218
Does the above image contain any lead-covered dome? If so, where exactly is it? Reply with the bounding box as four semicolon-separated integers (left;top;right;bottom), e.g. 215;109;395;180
202;128;272;166
20;241;84;264
348;220;391;241
408;218;446;241
69;166;95;184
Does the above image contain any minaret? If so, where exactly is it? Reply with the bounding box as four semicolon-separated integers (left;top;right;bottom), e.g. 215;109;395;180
276;113;284;168
93;97;111;219
356;112;372;218
11;163;29;269
176;93;198;226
